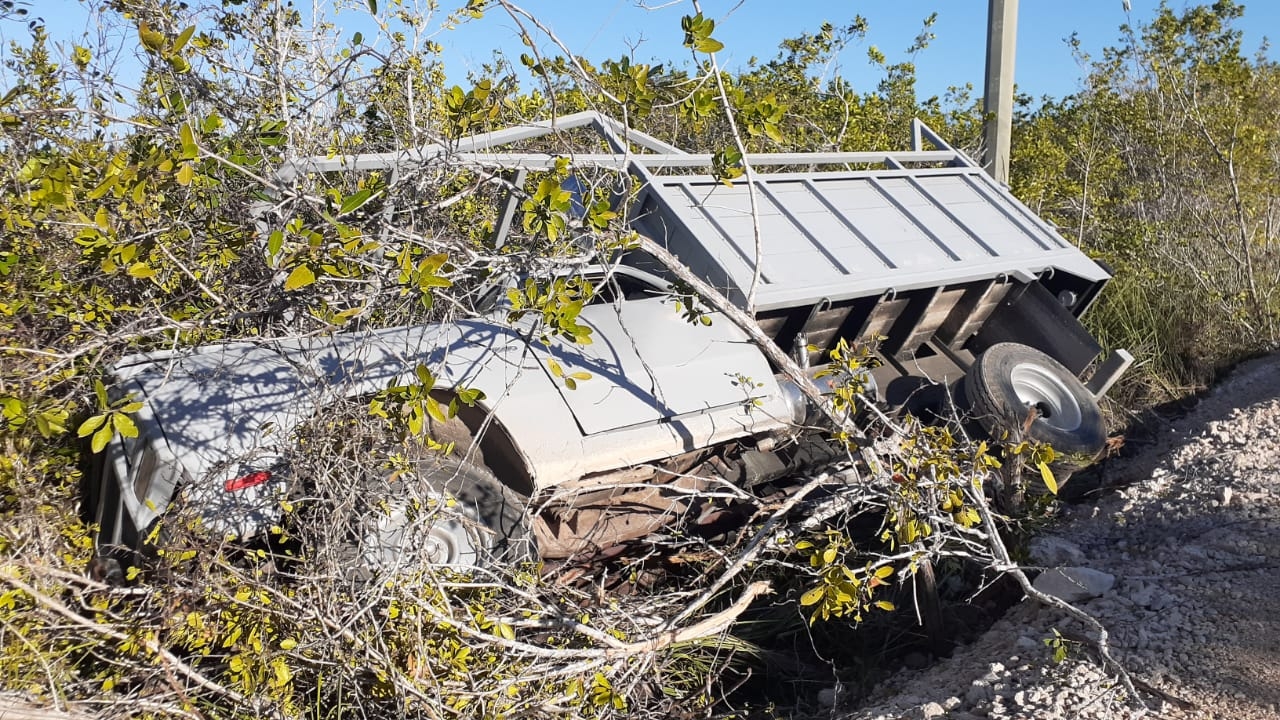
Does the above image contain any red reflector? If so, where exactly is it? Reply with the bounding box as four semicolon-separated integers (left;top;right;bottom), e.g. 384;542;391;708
224;470;272;492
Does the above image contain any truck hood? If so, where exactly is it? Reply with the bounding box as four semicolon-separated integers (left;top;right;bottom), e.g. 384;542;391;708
113;302;789;504
534;299;775;435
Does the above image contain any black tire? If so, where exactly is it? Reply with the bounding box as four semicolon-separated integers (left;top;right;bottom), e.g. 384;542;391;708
354;456;532;574
82;453;130;585
913;558;948;655
79;441;105;526
885;376;962;426
884;375;933;416
963;343;1107;486
945;377;984;437
949;376;969;417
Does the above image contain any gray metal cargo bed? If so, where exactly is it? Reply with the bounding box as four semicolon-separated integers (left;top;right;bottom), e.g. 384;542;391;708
632;167;1108;313
273;110;1119;387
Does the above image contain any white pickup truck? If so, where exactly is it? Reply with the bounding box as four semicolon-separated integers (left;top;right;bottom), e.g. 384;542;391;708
87;113;1131;571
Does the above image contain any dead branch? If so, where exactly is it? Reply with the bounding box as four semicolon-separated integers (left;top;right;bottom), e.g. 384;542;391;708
0;698;94;720
966;479;1146;709
0;571;268;716
603;580;771;659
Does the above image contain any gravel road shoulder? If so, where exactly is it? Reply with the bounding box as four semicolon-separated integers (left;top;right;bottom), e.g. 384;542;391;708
844;352;1280;720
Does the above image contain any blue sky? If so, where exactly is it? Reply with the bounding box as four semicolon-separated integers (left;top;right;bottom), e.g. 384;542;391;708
28;1;1280;102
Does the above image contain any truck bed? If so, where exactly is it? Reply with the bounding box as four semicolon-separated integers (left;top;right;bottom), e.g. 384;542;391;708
631;166;1108;313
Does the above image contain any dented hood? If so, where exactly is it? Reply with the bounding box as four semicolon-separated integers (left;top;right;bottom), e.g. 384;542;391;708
534;300;772;434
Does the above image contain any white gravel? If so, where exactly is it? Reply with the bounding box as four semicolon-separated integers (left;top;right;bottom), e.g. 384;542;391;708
844;352;1280;720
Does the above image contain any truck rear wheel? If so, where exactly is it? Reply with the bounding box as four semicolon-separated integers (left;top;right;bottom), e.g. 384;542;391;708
355;456;532;574
963;343;1107;488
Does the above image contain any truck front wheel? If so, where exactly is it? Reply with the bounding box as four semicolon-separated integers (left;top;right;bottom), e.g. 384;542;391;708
356;457;532;573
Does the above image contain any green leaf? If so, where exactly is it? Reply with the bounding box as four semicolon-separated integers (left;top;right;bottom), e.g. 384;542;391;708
284;265;315;291
19;408;50;435
127;262;155;279
272;658;291;686
1038;461;1059;495
900;521;919;544
87;175;118;200
179;123;197;159
338;188;372;215
0;397;24;428
419;276;451;290
175;163;194;186
72;45;92;70
457;388;485;406
162;90;186;113
352;32;363;45
77;414;106;438
414;363;434;388
200;112;222;133
695;37;725;53
138;21;165;53
799;586;825;607
425;396;447;423
419;252;448;274
91;423;113;453
172;25;196;53
681;13;724;53
111;413;138;438
367;0;377;13
0;85;23;107
267;230;284;257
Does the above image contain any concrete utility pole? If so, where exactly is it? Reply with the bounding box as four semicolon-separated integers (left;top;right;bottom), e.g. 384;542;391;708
982;0;1018;184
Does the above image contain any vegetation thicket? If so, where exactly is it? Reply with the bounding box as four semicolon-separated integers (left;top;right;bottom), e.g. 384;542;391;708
1011;1;1280;404
0;0;1274;717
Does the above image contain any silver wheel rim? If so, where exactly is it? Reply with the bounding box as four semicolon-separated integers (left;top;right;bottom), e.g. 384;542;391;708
1009;362;1083;432
361;495;484;571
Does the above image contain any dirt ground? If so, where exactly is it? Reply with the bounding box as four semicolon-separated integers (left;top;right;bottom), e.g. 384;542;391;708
844;352;1280;720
